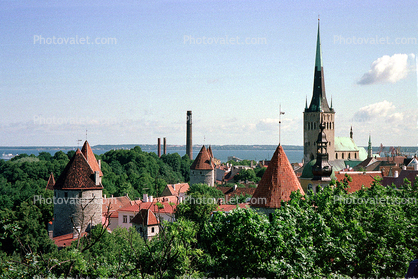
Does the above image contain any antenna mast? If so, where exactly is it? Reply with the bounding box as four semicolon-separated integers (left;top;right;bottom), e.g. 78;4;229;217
279;104;285;145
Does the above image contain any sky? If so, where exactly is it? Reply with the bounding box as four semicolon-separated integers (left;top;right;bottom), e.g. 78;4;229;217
1;0;417;147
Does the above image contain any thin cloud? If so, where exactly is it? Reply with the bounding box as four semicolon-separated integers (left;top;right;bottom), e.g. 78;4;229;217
352;100;395;122
358;53;415;85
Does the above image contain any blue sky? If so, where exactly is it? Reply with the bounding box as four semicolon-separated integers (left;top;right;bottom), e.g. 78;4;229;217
1;0;417;147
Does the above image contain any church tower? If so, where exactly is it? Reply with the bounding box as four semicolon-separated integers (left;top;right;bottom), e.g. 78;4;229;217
303;19;335;163
368;134;372;158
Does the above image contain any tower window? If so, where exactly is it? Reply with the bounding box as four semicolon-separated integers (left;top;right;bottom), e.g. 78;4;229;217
123;215;127;223
342;153;345;159
355;153;357;159
336;153;338;159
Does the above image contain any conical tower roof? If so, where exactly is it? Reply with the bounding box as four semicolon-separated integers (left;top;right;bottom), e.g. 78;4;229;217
46;172;55;190
251;145;304;208
81;140;103;176
207;145;213;158
190;145;214;170
54;149;103;190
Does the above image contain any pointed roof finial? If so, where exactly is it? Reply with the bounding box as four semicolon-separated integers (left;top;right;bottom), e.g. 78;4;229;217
305;96;308;109
330;95;333;108
315;17;322;68
279;104;285;145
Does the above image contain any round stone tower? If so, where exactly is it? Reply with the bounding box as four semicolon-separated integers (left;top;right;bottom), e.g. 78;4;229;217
53;141;103;237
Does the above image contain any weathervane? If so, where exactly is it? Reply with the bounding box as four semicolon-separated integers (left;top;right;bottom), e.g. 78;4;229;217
279;104;285;145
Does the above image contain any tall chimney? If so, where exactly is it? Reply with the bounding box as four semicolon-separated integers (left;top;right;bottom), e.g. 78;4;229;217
163;137;167;155
158;138;161;158
186;111;193;159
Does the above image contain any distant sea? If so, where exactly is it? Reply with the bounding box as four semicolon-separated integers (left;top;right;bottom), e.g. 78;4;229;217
2;145;417;164
0;145;305;163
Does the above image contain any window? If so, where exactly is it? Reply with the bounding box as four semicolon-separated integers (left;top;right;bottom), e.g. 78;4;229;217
336;153;338;159
348;153;351;159
342;153;344;159
123;215;127;223
129;216;133;223
355;153;357;159
151;227;155;233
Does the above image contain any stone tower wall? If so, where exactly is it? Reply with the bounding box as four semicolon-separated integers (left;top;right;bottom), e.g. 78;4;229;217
53;189;102;237
303;111;335;163
189;169;214;186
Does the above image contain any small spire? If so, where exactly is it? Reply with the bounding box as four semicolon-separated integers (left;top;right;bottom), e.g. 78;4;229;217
330;95;333;108
305;96;308;109
315;18;322;68
350;126;353;139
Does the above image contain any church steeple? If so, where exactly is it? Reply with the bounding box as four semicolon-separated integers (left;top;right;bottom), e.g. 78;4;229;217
306;19;332;113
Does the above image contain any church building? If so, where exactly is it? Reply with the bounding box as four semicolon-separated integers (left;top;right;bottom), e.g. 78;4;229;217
303;20;366;167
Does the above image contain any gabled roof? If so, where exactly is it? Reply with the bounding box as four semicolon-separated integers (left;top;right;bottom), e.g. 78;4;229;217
161;183;189;196
190;145;214;170
335;137;359;152
54;149;103;190
131;209;159;226
46;172;55;190
81;141;103;176
251;145;305;208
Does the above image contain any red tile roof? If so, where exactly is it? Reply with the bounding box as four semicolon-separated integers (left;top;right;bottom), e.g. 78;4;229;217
131;209;159;226
53;232;87;247
118;201;176;215
54;149;103;190
251;145;305;208
102;195;132;216
335;172;382;193
81;141;103;176
161;183;190;196
190;145;214;170
217;203;249;212
46;172;55;190
207;145;214;158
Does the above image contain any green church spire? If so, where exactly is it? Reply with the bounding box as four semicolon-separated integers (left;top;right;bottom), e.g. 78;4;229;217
306;19;331;113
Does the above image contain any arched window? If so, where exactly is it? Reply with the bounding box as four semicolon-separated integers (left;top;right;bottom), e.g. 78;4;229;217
335;153;338;159
342;153;345;159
